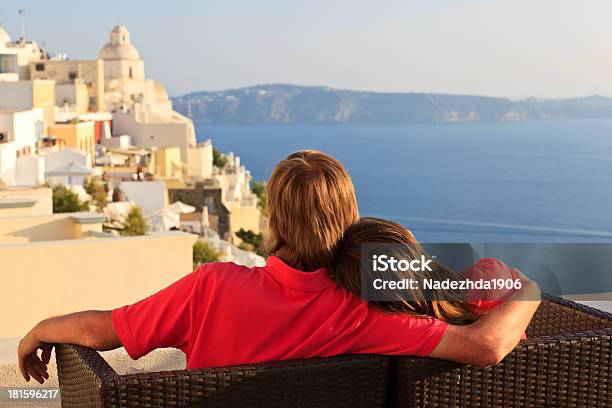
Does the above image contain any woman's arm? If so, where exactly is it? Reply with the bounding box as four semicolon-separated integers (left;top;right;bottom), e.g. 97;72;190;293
429;272;541;368
18;310;121;383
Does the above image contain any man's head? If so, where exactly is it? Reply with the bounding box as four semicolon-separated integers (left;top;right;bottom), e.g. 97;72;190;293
265;150;359;271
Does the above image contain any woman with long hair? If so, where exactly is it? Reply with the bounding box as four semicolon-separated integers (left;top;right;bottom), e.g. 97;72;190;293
331;217;530;341
331;217;480;325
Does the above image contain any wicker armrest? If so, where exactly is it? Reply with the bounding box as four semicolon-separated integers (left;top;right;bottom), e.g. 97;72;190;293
527;293;612;337
390;295;612;408
56;345;390;408
55;344;120;408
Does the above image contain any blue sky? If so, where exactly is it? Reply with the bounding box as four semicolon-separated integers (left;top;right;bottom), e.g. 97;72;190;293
1;0;611;98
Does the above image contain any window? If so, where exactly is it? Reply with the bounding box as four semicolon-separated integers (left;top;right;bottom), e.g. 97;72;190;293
0;55;16;73
35;63;45;71
16;147;31;158
35;120;44;139
205;197;217;209
68;72;77;80
129;67;133;78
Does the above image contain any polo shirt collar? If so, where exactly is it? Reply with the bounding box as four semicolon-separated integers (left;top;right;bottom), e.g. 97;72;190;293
264;256;332;291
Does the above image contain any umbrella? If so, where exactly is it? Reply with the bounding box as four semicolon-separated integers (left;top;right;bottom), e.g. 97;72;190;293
46;162;101;185
167;201;195;214
46;161;98;176
149;208;180;231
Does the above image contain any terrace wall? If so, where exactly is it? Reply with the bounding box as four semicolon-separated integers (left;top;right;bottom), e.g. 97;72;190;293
0;231;197;336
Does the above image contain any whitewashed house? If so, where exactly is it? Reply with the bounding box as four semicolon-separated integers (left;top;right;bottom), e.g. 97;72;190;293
119;180;167;216
15;155;45;186
0;107;45;186
45;148;92;186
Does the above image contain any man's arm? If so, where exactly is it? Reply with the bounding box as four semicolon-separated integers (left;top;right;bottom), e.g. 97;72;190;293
429;272;541;368
19;268;205;384
18;311;121;383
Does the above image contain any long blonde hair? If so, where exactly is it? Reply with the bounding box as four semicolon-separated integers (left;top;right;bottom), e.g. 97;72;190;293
265;151;359;271
331;217;477;324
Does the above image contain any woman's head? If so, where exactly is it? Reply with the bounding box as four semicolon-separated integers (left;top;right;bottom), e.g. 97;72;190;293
331;217;476;324
265;150;359;271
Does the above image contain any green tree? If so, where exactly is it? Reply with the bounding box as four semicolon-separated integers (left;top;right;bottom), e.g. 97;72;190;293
251;180;267;215
84;178;108;211
212;148;227;168
235;228;265;256
52;185;89;213
193;240;221;268
119;206;148;236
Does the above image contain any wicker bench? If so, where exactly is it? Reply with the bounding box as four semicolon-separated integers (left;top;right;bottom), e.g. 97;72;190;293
56;295;612;407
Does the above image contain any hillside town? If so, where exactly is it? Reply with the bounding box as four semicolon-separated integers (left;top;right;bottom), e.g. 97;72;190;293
0;23;265;268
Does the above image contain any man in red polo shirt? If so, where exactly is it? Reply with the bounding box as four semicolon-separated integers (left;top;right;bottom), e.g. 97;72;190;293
18;151;540;383
112;256;447;369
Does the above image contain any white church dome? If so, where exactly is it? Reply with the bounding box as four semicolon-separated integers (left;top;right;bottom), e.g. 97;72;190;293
0;25;11;45
98;43;141;60
98;25;141;61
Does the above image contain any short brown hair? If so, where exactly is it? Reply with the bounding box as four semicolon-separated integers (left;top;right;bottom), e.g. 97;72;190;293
265;150;359;271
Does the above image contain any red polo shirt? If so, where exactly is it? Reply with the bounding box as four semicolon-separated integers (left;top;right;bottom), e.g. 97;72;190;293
112;256;448;368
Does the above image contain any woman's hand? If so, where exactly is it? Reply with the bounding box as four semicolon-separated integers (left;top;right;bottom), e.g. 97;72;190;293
18;327;52;383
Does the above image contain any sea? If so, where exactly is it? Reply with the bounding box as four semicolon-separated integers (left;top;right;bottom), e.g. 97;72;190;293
196;120;612;244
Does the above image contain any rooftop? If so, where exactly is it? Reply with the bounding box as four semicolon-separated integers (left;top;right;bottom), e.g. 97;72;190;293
0;197;36;209
0;212;108;245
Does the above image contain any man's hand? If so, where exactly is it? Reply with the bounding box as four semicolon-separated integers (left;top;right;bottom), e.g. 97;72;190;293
430;269;540;368
17;311;121;383
18;328;52;383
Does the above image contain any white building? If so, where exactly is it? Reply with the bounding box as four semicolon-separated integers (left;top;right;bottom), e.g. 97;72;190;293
211;151;261;236
119;180;168;216
0;108;43;150
187;139;213;180
98;25;145;102
0;25;47;81
97;26;208;173
0;141;16;186
0;79;56;130
15;155;45;186
112;103;195;160
45;148;91;186
214;152;258;207
0;108;45;186
200;231;265;268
